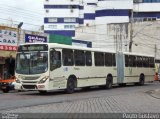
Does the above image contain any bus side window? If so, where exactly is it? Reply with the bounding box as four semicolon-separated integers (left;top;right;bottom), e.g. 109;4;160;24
86;51;92;66
50;49;61;70
128;55;133;67
149;57;154;68
133;56;136;67
74;50;85;66
112;54;116;66
105;53;112;66
125;55;129;67
95;52;104;66
62;49;74;66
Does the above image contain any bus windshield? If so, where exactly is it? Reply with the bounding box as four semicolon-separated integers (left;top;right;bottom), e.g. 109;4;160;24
16;52;48;74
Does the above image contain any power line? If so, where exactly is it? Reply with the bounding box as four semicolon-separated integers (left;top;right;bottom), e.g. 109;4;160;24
139;32;160;41
0;17;42;27
0;3;43;15
0;9;43;22
0;8;43;19
135;37;160;50
136;36;158;44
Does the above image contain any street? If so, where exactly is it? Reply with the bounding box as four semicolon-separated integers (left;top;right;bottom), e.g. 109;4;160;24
0;82;160;114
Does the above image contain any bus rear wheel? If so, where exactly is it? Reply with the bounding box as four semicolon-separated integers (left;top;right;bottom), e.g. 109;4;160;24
139;74;145;86
119;83;126;87
66;77;76;94
106;76;112;89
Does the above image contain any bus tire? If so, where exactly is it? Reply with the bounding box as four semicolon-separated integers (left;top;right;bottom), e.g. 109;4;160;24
82;86;90;90
119;83;126;87
139;74;145;86
106;76;112;89
66;77;76;94
2;88;9;93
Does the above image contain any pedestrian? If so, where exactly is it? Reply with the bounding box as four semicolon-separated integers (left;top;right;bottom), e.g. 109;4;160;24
0;73;2;80
6;55;15;78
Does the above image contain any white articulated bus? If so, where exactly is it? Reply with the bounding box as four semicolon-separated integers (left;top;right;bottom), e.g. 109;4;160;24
14;43;155;93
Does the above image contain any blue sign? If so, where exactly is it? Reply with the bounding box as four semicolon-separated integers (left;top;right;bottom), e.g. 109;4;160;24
72;39;92;48
25;34;47;43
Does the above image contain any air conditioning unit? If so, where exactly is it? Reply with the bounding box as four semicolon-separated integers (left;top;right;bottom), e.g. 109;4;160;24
46;9;49;13
86;23;89;27
133;0;143;3
70;9;74;13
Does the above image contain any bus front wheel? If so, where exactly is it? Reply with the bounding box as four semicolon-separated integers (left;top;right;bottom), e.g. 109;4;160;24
66;77;75;94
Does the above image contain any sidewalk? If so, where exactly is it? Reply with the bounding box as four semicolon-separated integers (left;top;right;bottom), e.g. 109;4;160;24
149;89;160;99
146;84;160;99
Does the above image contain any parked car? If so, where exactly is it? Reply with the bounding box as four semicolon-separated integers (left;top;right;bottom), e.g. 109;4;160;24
0;78;15;93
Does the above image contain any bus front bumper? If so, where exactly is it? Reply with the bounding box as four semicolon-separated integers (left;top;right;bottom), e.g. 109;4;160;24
15;83;48;91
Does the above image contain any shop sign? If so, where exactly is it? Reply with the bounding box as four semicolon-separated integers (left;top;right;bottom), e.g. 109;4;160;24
0;30;18;51
25;34;47;43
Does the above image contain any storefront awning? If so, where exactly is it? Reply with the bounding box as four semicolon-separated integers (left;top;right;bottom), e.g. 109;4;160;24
0;51;16;58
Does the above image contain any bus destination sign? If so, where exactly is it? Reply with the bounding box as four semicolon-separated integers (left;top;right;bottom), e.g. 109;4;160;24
18;45;48;52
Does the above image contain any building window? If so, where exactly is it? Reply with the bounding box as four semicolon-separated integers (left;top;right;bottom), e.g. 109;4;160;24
48;18;57;22
46;9;49;13
64;25;75;29
64;18;76;22
143;0;160;3
48;25;57;29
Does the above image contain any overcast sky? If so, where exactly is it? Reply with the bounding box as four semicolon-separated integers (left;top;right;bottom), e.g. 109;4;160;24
0;0;44;31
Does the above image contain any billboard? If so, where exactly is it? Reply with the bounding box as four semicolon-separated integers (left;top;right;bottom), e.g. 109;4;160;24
25;34;47;43
0;29;18;51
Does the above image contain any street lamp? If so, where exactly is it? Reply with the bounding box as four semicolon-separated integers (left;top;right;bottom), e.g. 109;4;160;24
18;22;23;29
17;22;23;49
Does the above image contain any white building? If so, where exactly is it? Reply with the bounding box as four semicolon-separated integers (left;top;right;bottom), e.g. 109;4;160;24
44;0;160;57
44;0;133;37
134;0;160;22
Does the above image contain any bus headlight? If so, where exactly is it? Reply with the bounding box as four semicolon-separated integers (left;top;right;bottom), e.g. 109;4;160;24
16;75;24;80
16;79;21;83
38;76;49;84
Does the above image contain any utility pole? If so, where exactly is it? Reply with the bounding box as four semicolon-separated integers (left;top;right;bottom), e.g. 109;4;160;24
129;9;133;52
155;44;157;60
17;22;23;49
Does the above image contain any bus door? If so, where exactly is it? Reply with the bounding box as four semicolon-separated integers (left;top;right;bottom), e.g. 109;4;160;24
50;49;66;88
116;52;124;83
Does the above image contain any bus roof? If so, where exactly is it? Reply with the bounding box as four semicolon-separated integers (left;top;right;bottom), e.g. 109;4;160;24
123;52;154;57
20;43;154;57
22;43;116;53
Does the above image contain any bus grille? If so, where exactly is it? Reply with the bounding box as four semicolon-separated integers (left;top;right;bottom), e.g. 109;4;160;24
22;81;37;84
22;85;36;89
23;77;40;80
